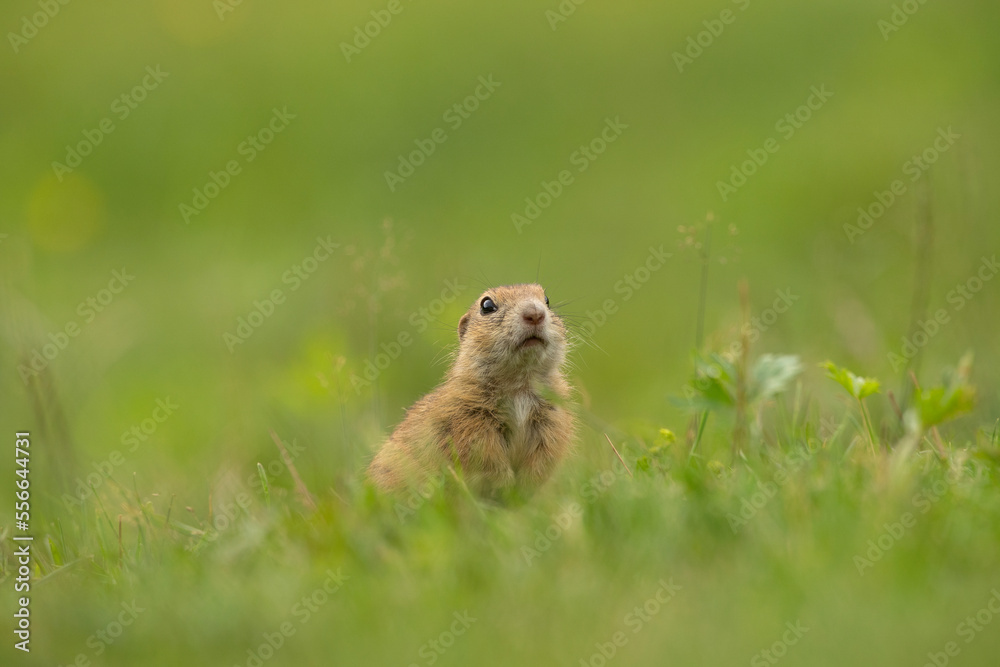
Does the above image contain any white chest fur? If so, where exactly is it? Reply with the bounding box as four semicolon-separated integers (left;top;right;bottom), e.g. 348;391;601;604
511;392;534;429
504;392;537;463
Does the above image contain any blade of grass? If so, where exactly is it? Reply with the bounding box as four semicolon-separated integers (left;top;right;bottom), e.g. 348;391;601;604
689;412;710;464
603;433;633;478
858;397;878;456
257;463;271;509
269;429;316;510
164;494;175;532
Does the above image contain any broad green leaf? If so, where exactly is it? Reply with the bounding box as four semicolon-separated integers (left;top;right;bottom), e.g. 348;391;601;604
820;361;880;399
912;352;976;429
751;354;802;401
672;352;738;411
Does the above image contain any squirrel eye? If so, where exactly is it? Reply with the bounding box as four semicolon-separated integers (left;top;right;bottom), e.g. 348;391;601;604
544;295;550;306
480;297;497;314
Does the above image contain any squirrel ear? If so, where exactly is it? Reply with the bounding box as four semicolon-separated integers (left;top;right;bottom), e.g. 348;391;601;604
458;313;470;341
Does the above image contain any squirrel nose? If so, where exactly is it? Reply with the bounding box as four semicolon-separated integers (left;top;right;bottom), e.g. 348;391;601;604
522;303;546;326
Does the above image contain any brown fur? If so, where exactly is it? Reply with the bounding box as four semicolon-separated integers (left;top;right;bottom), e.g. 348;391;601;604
367;283;575;498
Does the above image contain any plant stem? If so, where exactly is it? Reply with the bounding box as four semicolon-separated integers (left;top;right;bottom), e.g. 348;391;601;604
604;433;633;478
901;178;934;409
689;411;709;464
695;223;713;349
859;397;877;456
689;222;713;460
732;279;750;460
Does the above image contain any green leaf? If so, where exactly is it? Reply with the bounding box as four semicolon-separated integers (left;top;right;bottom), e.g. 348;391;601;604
911;352;977;430
913;386;976;429
820;361;880;399
672;352;738;411
257;462;271;509
750;354;802;401
658;428;677;444
48;536;64;567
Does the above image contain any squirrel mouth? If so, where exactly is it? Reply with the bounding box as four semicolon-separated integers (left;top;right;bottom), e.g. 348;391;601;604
519;335;546;349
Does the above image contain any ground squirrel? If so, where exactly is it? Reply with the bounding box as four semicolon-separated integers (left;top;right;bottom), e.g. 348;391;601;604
367;283;575;499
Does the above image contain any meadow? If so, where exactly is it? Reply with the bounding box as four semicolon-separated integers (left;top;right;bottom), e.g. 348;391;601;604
2;1;1000;665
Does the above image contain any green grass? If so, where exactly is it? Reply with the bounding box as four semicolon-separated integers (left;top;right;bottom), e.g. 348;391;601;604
5;369;1000;666
3;1;1000;664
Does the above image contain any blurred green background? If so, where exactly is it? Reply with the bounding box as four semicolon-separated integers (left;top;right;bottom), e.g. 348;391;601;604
2;0;1000;665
